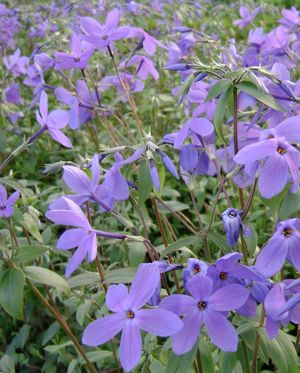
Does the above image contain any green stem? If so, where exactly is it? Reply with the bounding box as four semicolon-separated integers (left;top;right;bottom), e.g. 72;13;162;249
242;341;251;373
252;306;265;373
26;279;98;373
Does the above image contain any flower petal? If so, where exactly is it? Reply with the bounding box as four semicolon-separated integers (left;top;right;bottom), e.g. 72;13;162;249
204;309;238;351
135;309;183;336
159;294;197;316
208;284;249;311
186;274;213;300
48;129;73;148
63;166;91;194
119;321;142;372
65;236;89;277
233;139;277;165
256;235;288;277
57;228;86;250
127;264;160;311
82;313;125;346
106;284;129;312
6;190;20;207
172;309;202;355
258;155;288;198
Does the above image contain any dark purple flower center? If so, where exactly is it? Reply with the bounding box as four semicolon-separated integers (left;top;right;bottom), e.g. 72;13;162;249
198;301;207;310
0;206;5;210
219;271;227;280
192;264;201;274
229;211;237;218
127;311;135;319
103;34;109;40
283;228;293;237
277;147;287;155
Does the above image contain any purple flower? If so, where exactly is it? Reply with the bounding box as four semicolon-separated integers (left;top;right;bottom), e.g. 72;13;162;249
160;274;249;353
80;9;129;50
182;258;208;290
55;33;94;70
256;218;300;277
120;55;159;80
126;27;165;56
234;134;300;199
148;261;183;306
0;184;20;218
82;264;183;371
4;83;23;105
264;281;300;339
222;208;251;246
3;48;29;77
207;252;263;290
35;91;72;148
233;6;262;29
173;118;214;149
46;197;126;277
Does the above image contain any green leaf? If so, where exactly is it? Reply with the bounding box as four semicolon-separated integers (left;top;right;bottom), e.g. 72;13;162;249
161;235;199;256
166;343;198;373
42;322;60;346
0;355;15;373
14;245;49;264
138;160;153;204
0;268;24;320
236;81;284;111
205;79;232;102
207;231;229;253
279;191;300;220
24;266;70;294
128;241;146;267
105;267;137;284
258;328;297;373
19;212;43;243
219;352;237;373
213;86;233;141
157;200;189;213
67;272;99;288
198;340;214;373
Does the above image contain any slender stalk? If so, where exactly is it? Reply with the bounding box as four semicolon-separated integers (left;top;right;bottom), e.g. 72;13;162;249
189;190;211;261
151;198;180;293
233;86;245;210
26;279;98;373
251;306;265;373
242;341;251;373
242;178;258;220
196;348;203;373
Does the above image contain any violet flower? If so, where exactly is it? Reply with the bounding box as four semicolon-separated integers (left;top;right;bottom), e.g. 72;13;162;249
160;274;249;353
222;208;251;246
0;184;20;218
46;197;126;277
256;218;300;277
82;264;183;371
80;9;129;50
182;258;208;290
34;91;72;148
233;6;262;29
207;252;263;290
234;133;300;199
264;280;300;339
4;83;23;105
55;33;94;70
3;48;29;77
120;55;159;80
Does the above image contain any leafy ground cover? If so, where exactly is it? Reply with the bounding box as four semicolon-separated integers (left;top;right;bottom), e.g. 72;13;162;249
1;1;300;372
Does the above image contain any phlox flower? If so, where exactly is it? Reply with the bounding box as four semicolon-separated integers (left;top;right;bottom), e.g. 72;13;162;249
46;197;126;277
221;208;251;246
256;218;300;277
160;274;249;353
233;6;262;29
182;258;208;290
83;264;183;371
0;184;20;218
35;91;72;148
81;9;129;50
207;252;263;290
264;280;300;339
234;126;300;199
55;33;94;70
